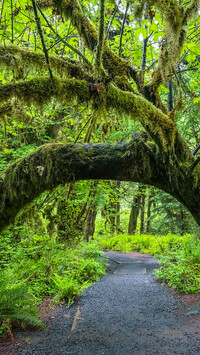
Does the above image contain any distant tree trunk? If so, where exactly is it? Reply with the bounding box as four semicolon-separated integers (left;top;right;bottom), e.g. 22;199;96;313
128;195;141;234
168;78;173;112
128;186;142;235
146;192;153;233
113;181;121;233
103;181;121;233
140;187;146;234
84;181;98;241
84;205;97;242
116;181;121;233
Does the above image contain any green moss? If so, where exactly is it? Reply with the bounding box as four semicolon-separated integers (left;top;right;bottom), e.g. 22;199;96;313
0;76;90;107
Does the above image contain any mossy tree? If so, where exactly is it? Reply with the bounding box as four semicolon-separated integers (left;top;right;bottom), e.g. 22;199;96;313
0;0;200;230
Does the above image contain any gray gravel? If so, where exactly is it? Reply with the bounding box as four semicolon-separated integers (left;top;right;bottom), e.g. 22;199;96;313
15;251;200;355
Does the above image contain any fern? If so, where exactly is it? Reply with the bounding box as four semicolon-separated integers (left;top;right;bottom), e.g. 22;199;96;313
0;269;43;334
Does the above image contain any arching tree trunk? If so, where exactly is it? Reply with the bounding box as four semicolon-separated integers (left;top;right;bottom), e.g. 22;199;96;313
1;139;200;232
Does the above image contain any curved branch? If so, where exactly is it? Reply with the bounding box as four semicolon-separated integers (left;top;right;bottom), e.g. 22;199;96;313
107;83;177;150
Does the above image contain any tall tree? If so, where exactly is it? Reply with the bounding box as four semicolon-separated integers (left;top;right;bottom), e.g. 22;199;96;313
0;0;200;230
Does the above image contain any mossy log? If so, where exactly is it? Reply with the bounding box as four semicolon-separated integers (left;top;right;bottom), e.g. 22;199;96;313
0;141;200;231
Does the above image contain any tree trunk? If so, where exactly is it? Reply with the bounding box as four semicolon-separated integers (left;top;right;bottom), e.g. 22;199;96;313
84;181;98;241
84;206;97;242
146;192;153;233
128;194;141;235
140;190;146;234
116;187;121;234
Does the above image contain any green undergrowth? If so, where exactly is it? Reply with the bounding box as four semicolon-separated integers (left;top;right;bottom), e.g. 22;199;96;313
0;233;107;336
96;233;200;294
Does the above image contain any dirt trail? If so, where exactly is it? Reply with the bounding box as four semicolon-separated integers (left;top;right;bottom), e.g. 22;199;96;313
1;251;200;355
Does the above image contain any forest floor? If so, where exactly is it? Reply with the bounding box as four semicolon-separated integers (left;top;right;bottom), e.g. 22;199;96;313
1;251;200;355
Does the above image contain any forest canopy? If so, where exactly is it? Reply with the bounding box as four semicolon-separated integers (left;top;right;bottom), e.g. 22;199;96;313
0;0;200;229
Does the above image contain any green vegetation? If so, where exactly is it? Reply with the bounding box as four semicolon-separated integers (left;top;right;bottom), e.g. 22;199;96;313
0;229;106;335
97;233;200;294
0;0;200;338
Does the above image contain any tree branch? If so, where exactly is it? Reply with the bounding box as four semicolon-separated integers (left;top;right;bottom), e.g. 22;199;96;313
37;0;138;84
95;0;105;78
183;0;200;25
0;77;90;106
31;0;53;80
36;2;92;69
0;44;86;79
107;83;177;150
119;1;129;57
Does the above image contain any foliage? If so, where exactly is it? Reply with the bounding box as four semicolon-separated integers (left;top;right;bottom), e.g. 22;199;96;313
0;269;43;336
155;239;200;294
0;229;107;335
96;233;200;293
1;0;200;336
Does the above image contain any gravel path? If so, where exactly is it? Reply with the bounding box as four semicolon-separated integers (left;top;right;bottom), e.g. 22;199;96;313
3;251;200;355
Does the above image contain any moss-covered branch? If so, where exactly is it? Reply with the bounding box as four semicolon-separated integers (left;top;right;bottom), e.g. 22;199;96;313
0;44;86;79
0;76;90;106
146;0;199;91
94;0;105;78
107;83;177;151
183;0;200;25
39;0;138;84
0;75;188;154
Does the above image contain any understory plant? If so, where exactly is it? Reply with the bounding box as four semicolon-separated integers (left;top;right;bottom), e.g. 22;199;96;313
0;269;43;336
